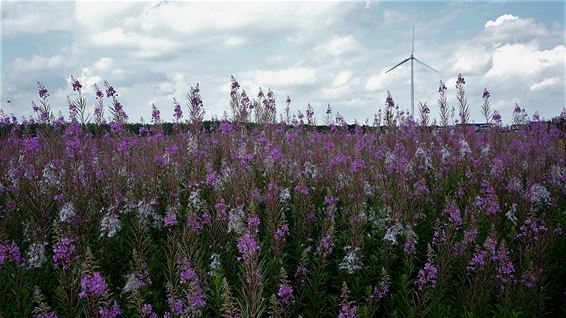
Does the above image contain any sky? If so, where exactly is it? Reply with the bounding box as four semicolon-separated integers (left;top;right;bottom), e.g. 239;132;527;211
1;0;565;124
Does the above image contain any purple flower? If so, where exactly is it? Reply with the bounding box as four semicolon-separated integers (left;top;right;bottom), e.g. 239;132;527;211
105;81;117;97
24;136;41;154
404;239;416;255
95;86;104;99
165;145;178;156
270;146;283;162
168;297;184;315
99;301;121;318
0;241;25;267
230;75;240;98
38;82;49;99
237;233;260;261
516;217;547;241
467;250;487;272
188;294;206;311
70;76;82;92
316;233;333;259
274;223;289;241
417;262;438;291
79;272;108;299
456;73;465;86
443;201;462;227
219;121;233;134
173;99;183;121
351;159;366;172
186;212;203;234
52;237;76;270
141;304;157;318
438;80;447;93
164;210;178;227
246;215;261;234
35;312;58;318
482;88;490;99
277;283;294;305
385;91;395;109
180;266;198;284
151;104;161;124
492;111;501;123
371;275;390;302
338;302;359;318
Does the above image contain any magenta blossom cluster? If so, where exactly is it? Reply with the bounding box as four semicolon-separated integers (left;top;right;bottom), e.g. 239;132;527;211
79;272;108;299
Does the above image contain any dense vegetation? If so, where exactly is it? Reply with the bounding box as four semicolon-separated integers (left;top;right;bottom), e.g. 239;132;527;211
0;77;565;317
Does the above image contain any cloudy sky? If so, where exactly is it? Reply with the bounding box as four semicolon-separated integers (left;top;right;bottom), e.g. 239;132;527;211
1;0;564;124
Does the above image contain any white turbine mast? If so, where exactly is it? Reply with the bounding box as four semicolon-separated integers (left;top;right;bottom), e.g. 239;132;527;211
385;27;438;118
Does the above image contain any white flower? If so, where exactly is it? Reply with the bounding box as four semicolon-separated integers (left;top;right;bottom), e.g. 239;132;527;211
209;253;221;276
364;181;374;197
136;201;163;229
279;188;291;203
440;147;451;161
27;242;46;268
415;147;432;170
42;163;60;187
339;246;362;275
368;206;391;230
100;213;122;238
186;133;198;154
550;165;566;190
303;162;319;179
228;206;245;234
384;222;404;245
123;273;143;293
59;202;76;223
189;190;202;211
459;139;471;157
385;151;396;166
529;184;551;206
505;204;518;225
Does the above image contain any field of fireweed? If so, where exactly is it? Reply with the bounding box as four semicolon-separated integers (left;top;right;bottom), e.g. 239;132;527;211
0;76;565;318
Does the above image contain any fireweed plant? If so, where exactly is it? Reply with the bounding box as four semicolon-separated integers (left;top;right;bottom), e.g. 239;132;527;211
0;75;565;318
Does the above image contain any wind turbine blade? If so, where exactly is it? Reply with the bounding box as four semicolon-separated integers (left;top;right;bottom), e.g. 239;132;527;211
412;27;414;55
414;57;439;72
385;57;411;73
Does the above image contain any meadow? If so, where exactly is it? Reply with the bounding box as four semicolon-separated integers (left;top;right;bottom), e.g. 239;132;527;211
0;76;565;317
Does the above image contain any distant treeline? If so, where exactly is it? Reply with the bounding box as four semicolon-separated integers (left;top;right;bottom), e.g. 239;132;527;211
0;119;564;137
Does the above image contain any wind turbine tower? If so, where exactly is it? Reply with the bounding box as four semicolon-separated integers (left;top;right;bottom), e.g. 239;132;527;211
385;28;439;118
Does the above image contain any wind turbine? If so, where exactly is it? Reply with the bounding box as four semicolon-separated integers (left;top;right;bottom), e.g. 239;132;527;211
385;27;438;118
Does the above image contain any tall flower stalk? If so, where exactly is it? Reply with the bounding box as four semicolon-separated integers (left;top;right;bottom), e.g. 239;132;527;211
456;74;469;124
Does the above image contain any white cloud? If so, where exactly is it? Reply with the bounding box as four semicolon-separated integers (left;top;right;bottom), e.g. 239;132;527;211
1;2;74;36
265;55;288;64
485;14;519;28
333;71;353;87
74;1;143;30
11;55;66;74
365;68;406;92
382;10;410;25
529;77;563;91
314;35;364;57
90;28;179;57
483;14;549;44
485;42;565;78
452;46;491;73
73;57;126;94
247;68;317;88
224;37;247;46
